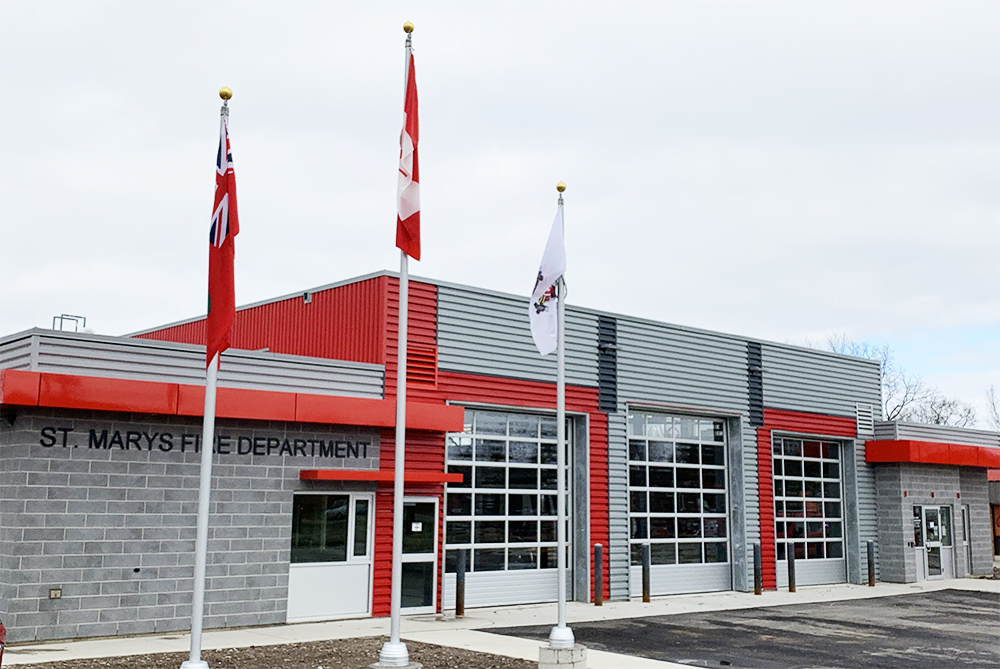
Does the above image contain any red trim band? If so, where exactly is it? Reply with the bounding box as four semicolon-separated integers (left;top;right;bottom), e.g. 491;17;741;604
299;469;463;484
866;440;1000;468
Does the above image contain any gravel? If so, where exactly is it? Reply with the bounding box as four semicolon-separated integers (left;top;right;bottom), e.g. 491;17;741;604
12;637;536;669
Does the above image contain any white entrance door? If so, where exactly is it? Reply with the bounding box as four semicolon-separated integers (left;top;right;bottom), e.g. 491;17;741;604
917;505;955;581
401;497;439;614
287;492;374;621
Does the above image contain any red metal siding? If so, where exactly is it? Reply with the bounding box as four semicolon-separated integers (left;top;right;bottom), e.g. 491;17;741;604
757;427;776;589
758;408;858;590
136;276;388;364
372;428;446;617
384;278;439;400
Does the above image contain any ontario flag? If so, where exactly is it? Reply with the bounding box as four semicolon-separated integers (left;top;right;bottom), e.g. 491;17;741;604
396;51;420;260
206;112;239;368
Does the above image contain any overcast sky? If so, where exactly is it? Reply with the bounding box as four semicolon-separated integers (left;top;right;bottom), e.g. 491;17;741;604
1;1;997;424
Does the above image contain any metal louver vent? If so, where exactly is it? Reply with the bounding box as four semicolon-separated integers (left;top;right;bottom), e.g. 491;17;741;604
856;403;875;437
407;344;438;388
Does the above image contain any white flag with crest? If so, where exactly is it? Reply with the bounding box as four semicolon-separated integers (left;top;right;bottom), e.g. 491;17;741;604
529;208;566;355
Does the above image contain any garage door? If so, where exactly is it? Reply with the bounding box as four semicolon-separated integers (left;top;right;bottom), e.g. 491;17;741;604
442;409;569;608
772;436;846;587
628;411;732;596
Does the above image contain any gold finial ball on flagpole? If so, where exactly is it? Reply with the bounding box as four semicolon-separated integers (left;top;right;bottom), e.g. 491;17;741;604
556;182;566;193
403;21;414;33
219;87;233;100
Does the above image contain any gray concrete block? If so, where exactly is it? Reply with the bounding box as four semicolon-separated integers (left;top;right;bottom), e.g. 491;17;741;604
63;554;104;569
74;622;127;640
57;608;102;625
119;593;159;608
98;580;140;596
35;624;82;642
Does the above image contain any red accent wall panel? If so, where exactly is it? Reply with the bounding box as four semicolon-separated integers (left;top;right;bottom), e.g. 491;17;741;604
372;428;446;617
756;427;776;590
758;408;857;590
136;276;388;365
762;409;857;438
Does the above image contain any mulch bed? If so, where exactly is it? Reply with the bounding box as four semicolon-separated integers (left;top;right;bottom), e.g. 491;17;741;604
10;637;537;669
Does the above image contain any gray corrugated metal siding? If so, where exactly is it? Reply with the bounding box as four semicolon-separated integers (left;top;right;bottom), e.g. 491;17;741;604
436;286;599;385
761;343;881;419
0;330;385;399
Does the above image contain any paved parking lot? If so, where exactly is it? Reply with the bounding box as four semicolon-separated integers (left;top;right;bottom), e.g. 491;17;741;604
493;589;1000;668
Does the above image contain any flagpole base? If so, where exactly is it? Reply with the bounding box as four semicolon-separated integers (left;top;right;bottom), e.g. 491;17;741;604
180;661;209;669
540;642;587;669
548;624;575;648
375;641;421;668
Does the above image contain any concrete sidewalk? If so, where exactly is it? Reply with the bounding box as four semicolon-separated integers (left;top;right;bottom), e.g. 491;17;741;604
4;577;998;667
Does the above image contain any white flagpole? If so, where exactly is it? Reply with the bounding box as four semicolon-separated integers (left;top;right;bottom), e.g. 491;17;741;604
378;21;413;669
180;91;232;669
548;183;575;649
180;351;220;669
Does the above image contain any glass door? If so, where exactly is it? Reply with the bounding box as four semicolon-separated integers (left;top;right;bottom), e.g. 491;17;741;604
401;498;438;614
924;507;942;577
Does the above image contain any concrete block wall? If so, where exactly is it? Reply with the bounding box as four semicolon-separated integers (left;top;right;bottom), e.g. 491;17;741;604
958;468;992;576
0;407;380;643
874;464;913;582
874;463;992;583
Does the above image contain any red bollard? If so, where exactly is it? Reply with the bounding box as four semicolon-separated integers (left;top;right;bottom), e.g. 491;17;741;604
1;616;7;666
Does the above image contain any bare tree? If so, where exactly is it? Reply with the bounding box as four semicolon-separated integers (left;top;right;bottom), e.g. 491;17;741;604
986;385;1000;431
826;333;933;421
899;394;977;427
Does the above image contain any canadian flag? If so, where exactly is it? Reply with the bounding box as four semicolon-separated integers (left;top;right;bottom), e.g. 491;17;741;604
396;52;420;260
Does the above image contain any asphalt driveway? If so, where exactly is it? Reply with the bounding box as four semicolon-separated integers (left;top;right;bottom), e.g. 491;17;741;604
493;589;1000;668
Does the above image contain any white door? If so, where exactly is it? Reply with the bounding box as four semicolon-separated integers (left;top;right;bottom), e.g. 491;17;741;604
287;492;374;621
920;506;955;580
401;497;439;614
913;505;928;580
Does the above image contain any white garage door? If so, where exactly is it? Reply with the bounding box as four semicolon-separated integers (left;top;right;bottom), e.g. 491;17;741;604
628;411;732;596
442;409;569;609
772;436;846;587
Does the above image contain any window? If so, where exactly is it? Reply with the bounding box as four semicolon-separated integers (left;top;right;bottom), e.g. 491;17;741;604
628;412;729;566
444;409;569;573
773;438;844;561
291;494;373;564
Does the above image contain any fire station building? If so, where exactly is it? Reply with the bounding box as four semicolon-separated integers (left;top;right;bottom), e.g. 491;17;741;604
2;271;998;643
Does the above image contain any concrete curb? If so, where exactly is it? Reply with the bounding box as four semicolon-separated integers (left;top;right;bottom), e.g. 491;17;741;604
3;578;998;667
